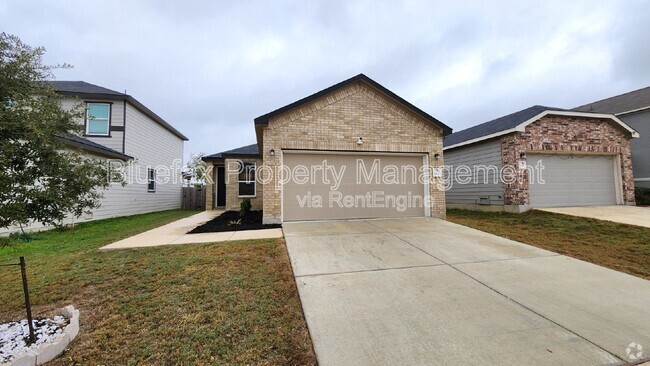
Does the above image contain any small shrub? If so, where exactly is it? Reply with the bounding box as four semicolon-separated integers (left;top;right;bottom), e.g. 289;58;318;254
240;198;252;217
635;187;650;206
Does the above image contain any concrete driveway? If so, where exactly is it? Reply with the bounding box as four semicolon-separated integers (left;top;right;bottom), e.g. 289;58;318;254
284;218;650;366
537;205;650;228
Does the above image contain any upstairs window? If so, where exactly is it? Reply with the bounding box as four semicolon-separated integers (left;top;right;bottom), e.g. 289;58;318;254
148;168;156;192
238;162;256;197
86;103;110;136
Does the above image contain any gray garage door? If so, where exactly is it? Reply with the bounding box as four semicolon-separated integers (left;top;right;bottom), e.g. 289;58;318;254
528;154;618;207
283;152;426;221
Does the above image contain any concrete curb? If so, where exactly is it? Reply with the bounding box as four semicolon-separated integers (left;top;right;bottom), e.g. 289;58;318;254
1;306;80;366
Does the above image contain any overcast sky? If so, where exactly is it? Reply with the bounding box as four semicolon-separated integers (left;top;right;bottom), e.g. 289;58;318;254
2;0;649;161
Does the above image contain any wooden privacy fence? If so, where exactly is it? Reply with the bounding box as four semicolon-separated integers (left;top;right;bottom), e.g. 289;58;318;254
182;186;206;210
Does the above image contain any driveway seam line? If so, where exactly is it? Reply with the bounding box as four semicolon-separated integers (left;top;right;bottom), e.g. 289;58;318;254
449;254;561;266
363;220;626;363
294;262;447;278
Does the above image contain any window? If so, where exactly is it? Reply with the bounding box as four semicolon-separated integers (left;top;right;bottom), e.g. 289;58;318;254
86;103;110;136
238;162;256;197
148;168;156;192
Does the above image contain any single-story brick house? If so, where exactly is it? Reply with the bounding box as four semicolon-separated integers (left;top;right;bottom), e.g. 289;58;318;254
203;74;452;224
443;105;639;212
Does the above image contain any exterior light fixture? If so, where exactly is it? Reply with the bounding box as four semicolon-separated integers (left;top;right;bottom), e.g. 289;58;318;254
520;152;526;159
270;149;275;156
434;153;441;161
357;137;363;145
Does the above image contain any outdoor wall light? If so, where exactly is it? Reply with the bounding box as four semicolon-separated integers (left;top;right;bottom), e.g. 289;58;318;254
520;152;527;159
357;137;363;145
434;153;441;161
270;149;275;156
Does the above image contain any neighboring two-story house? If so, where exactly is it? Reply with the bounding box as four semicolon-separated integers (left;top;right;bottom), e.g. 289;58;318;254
573;87;650;188
1;81;188;235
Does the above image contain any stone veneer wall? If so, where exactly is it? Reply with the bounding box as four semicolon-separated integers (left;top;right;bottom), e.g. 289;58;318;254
501;115;635;207
260;80;446;224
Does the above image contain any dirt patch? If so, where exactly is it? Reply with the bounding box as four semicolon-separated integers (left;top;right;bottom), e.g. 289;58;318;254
189;210;282;233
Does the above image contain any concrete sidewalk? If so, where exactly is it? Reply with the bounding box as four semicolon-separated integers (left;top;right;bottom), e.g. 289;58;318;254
99;211;283;251
537;205;650;228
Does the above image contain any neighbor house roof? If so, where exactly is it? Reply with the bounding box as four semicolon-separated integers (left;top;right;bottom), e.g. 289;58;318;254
49;81;189;141
54;133;133;160
573;86;650;115
253;73;453;136
203;143;259;161
444;105;639;150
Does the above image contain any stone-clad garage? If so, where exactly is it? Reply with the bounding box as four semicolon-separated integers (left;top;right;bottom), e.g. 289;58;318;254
444;106;639;212
204;74;452;223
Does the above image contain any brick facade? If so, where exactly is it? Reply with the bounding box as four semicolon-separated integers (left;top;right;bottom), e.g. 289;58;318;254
501;115;635;206
204;159;264;211
260;80;446;224
224;158;264;211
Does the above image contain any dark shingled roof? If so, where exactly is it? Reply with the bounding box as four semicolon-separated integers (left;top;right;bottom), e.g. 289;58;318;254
444;105;566;148
54;133;132;160
203;143;259;161
573;86;650;115
49;81;125;96
254;73;453;136
49;81;189;141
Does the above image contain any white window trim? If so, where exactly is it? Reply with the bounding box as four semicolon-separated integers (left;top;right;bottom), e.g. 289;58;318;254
238;162;256;198
85;102;111;136
148;168;156;193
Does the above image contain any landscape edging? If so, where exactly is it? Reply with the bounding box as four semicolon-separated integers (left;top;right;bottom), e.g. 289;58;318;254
1;305;79;366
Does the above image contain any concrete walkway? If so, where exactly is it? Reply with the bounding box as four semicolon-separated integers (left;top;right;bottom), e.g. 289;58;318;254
537;205;650;228
99;211;283;251
285;218;650;366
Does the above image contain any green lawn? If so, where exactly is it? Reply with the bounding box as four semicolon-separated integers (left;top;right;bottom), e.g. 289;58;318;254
447;209;650;280
0;210;315;365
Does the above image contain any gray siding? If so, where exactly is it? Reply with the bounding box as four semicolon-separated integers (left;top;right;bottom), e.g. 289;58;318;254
94;102;183;218
619;110;650;184
60;98;125;153
1;99;184;235
445;138;504;205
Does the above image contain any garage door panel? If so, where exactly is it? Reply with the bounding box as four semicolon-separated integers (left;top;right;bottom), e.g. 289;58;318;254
283;152;426;221
529;154;617;207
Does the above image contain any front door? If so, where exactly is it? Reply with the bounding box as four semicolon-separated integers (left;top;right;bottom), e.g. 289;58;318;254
216;166;226;207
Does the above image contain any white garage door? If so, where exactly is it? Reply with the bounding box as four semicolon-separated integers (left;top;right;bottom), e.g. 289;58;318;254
283;152;427;221
528;154;618;207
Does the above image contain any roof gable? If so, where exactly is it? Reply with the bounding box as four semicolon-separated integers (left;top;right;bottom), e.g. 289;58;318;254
444;106;638;150
444;106;564;148
254;73;452;135
573;86;650;115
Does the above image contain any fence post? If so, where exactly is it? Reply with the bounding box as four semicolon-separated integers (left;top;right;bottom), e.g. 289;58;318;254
19;256;36;343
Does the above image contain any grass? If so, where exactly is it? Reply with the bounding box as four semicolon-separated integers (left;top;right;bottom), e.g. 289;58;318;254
446;209;650;280
0;210;315;365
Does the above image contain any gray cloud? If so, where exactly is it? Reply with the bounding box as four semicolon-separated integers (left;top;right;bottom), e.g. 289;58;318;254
2;0;648;160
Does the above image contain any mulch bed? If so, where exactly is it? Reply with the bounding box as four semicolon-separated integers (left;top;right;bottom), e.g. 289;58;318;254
188;210;281;233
